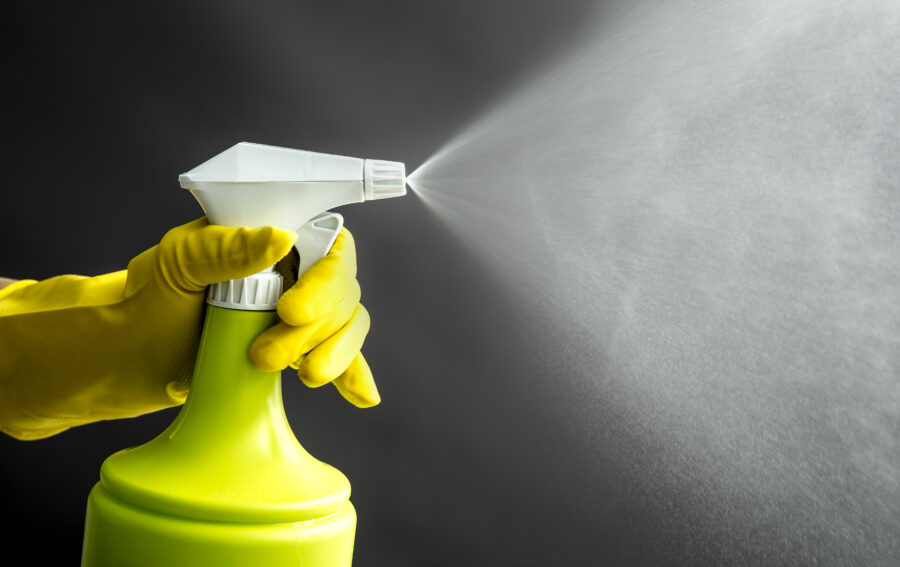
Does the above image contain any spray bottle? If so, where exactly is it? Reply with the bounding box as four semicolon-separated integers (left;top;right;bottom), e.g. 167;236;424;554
81;142;406;566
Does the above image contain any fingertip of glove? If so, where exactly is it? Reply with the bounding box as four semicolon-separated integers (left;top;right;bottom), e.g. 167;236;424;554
297;365;333;388
333;354;380;408
249;339;290;372
276;292;314;327
278;275;360;327
247;226;297;260
165;381;189;404
334;379;381;408
351;390;381;408
277;227;299;244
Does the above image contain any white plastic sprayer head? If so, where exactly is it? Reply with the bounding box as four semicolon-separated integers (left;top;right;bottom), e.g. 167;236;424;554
179;142;406;230
179;142;407;309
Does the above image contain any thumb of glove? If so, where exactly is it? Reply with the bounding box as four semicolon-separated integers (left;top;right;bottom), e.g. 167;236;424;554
146;218;298;294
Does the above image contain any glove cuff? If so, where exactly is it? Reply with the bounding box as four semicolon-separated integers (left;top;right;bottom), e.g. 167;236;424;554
0;280;38;313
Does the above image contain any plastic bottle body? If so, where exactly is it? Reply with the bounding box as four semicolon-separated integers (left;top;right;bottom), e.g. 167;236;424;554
82;484;355;566
81;305;355;566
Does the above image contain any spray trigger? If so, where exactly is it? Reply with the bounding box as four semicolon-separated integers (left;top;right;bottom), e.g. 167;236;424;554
296;212;344;276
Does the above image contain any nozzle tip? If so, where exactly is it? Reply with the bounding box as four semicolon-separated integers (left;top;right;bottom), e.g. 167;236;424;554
364;159;407;200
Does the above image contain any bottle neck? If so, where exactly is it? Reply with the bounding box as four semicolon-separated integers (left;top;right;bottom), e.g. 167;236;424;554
167;305;288;443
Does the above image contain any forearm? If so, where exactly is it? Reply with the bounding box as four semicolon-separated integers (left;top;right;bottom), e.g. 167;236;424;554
0;301;184;440
0;306;118;439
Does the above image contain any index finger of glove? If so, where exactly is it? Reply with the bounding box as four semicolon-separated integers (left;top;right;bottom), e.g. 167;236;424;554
277;228;358;326
160;218;298;292
249;282;361;372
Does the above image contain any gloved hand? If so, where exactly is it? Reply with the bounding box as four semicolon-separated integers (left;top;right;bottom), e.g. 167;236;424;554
0;217;378;441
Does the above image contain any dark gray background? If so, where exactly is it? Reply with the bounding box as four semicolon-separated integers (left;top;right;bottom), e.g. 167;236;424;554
0;1;612;565
1;1;897;566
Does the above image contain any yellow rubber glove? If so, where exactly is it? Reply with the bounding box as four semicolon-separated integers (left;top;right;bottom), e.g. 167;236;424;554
0;217;378;441
250;227;378;408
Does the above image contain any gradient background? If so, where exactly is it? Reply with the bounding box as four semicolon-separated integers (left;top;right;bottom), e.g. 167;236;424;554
1;1;896;565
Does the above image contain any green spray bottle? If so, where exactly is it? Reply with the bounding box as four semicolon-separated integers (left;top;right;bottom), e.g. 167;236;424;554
81;142;406;566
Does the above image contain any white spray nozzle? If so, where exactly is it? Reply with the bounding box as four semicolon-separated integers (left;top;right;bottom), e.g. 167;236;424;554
364;159;407;200
179;142;406;308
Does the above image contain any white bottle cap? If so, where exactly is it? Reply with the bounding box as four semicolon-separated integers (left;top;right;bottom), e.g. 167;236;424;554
364;159;407;200
207;270;283;311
